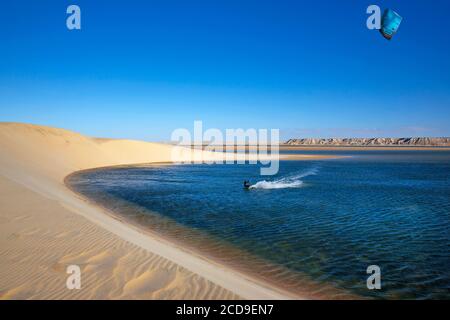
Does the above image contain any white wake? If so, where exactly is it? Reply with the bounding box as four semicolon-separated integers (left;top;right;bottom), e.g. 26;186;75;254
249;167;319;190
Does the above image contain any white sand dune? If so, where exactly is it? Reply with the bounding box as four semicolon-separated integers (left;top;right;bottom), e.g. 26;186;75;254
0;122;299;300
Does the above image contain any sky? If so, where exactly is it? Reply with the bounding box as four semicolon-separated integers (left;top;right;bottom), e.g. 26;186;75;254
1;0;449;141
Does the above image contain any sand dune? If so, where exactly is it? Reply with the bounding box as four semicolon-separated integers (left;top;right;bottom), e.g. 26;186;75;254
0;122;299;299
0;175;237;299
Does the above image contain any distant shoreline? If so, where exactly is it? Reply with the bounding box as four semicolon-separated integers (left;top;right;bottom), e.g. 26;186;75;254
284;137;450;147
185;144;450;151
278;145;450;151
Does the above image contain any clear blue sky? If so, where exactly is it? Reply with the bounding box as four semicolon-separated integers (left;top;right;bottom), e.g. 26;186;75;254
1;0;449;141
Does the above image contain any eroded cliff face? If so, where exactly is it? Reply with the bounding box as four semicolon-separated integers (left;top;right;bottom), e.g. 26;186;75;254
285;137;450;146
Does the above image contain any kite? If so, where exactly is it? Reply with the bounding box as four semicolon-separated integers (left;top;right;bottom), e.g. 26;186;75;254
380;9;402;40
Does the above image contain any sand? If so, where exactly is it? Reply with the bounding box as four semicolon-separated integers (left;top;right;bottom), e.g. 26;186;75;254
0;175;237;299
0;122;311;300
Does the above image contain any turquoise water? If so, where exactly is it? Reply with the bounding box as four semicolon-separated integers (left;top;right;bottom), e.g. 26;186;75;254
68;151;450;299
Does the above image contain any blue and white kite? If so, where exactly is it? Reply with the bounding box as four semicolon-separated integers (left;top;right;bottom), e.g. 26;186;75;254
380;9;402;40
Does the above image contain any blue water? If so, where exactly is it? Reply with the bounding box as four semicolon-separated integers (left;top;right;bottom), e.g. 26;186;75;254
68;151;450;299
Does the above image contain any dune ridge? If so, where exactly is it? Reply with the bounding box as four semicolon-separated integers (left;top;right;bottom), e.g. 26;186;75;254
0;122;299;300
